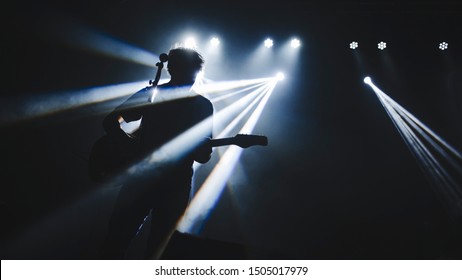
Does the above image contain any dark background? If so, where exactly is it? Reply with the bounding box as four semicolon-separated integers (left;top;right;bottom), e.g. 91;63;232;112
1;0;462;259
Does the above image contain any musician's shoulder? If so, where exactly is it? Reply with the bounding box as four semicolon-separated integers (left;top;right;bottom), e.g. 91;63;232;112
157;82;172;89
193;93;214;111
192;92;210;102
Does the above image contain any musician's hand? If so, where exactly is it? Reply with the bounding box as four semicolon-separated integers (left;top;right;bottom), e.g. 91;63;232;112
193;137;212;164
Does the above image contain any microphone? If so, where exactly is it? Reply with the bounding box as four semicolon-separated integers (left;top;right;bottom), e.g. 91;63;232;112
159;53;168;62
156;53;168;67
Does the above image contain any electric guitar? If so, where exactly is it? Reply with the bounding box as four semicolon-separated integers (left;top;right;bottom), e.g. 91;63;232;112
88;133;268;182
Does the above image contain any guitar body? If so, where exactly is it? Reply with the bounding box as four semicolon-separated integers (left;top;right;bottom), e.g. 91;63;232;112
88;132;139;181
88;133;267;182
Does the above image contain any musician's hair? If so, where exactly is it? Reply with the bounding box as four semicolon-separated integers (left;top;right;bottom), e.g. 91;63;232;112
167;47;204;74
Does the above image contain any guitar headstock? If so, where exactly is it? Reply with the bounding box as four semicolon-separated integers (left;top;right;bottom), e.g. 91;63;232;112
234;134;268;148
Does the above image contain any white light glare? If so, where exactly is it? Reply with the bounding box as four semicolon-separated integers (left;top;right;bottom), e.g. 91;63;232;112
350;41;359;49
276;72;285;81
196;70;204;80
363;76;372;85
378;41;387;50
210;37;220;47
439;42;448;50
291;38;301;48
264;38;273;48
184;37;197;49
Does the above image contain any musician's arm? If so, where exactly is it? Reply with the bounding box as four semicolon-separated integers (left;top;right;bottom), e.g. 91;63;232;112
103;87;150;134
193;137;212;164
102;111;123;135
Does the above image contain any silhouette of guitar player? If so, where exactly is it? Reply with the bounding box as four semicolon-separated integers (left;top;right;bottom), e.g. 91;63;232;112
99;47;214;259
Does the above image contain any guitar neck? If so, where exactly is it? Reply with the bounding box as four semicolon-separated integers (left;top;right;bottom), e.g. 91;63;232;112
209;137;236;147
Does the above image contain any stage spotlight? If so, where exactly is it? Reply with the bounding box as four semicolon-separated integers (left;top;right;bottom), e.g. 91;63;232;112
363;76;372;85
291;38;301;48
264;38;273;48
210;37;220;47
184;37;197;49
276;72;285;81
350;41;359;49
378;41;387;50
439;42;448;50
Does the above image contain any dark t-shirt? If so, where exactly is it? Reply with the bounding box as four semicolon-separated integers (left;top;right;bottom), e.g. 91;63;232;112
119;84;214;180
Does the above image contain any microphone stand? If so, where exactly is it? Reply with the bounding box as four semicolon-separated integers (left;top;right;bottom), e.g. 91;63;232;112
149;53;169;88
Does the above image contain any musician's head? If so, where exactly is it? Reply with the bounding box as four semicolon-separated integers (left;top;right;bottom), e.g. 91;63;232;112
167;47;204;86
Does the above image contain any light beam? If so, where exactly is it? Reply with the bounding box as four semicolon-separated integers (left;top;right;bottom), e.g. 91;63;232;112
0;81;150;125
178;80;277;234
51;20;159;67
364;77;462;221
